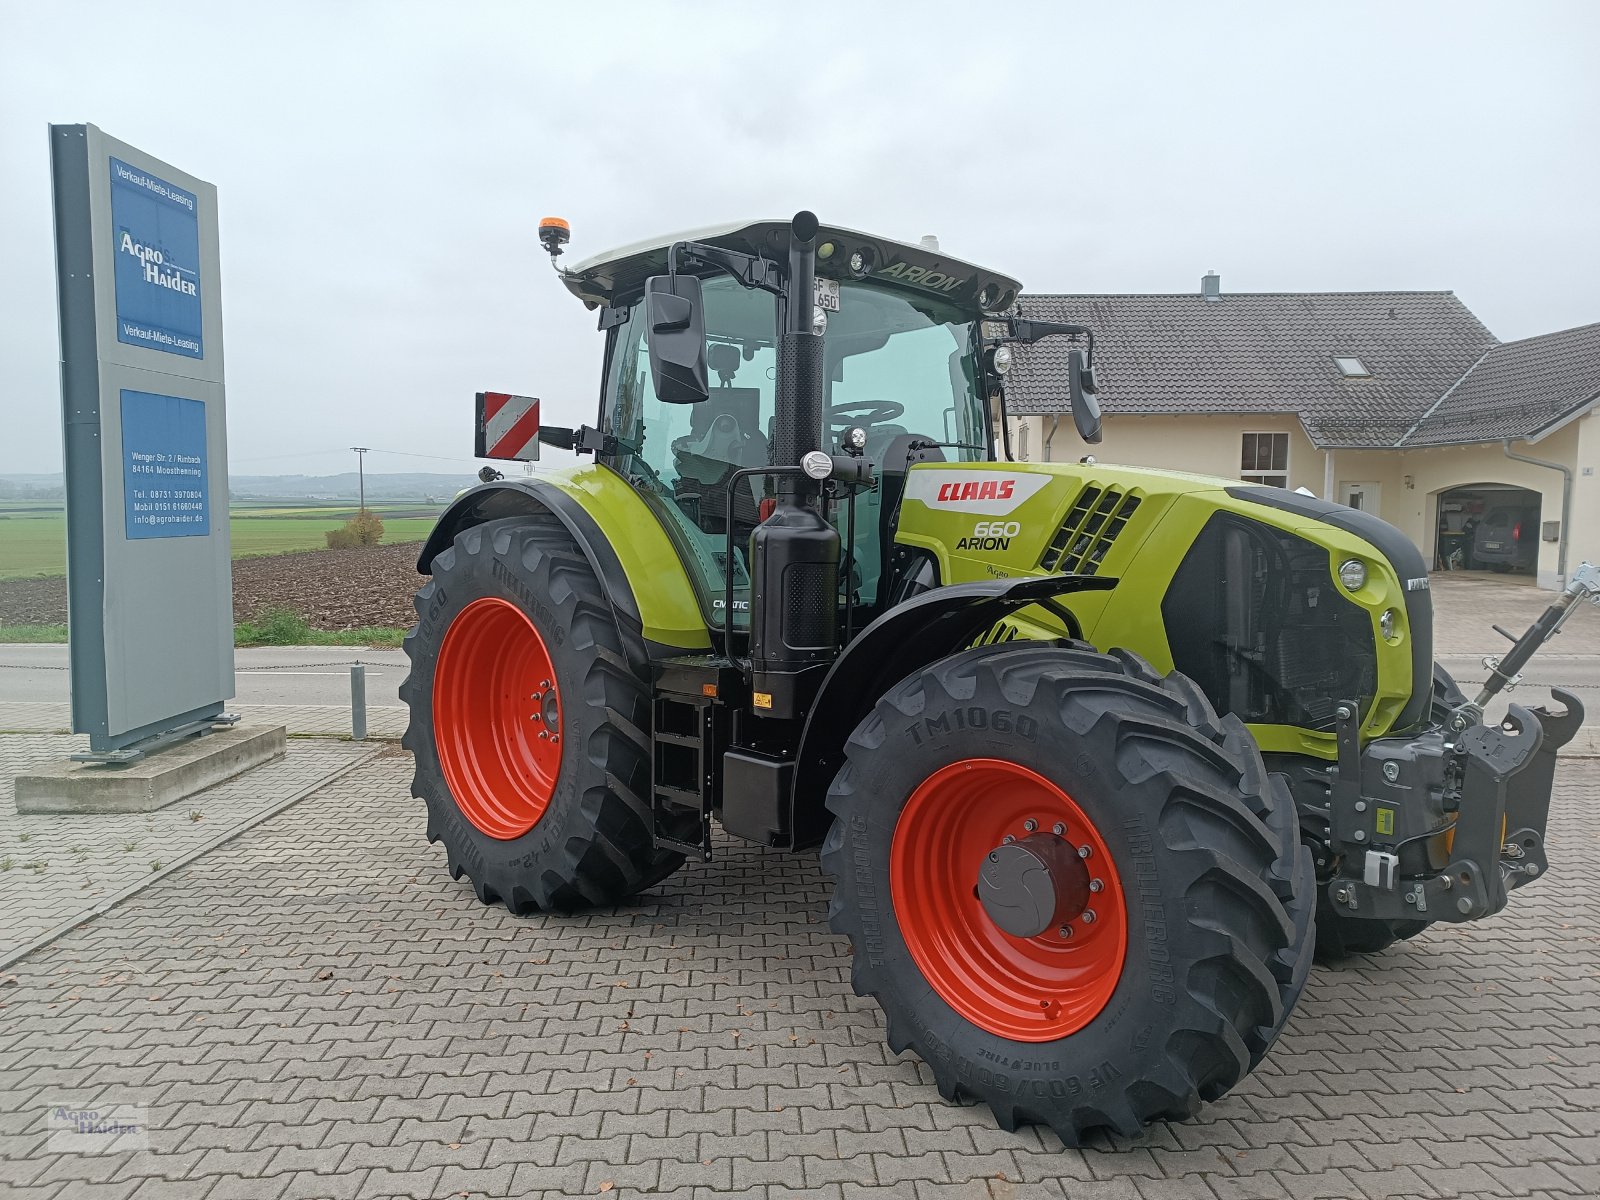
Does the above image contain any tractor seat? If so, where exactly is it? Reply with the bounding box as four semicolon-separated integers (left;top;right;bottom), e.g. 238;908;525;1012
672;387;768;482
670;387;768;534
861;423;910;461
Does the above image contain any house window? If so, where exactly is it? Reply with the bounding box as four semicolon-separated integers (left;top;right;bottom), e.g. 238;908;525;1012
1333;356;1370;377
1241;431;1289;488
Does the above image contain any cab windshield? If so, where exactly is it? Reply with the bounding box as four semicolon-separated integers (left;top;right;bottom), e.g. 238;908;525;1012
601;274;987;628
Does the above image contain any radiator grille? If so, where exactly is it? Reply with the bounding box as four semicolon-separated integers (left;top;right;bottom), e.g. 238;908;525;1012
1040;486;1142;574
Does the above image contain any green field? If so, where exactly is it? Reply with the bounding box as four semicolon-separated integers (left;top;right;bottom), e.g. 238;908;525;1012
0;505;441;580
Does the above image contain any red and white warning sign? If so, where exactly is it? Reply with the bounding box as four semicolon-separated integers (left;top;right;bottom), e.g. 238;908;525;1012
474;391;541;461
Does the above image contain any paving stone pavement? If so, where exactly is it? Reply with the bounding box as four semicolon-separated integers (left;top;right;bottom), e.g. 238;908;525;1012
0;702;408;740
0;752;1596;1200
1430;572;1600;658
0;736;376;966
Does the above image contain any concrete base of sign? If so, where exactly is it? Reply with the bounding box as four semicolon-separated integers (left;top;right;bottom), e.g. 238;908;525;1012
13;725;288;815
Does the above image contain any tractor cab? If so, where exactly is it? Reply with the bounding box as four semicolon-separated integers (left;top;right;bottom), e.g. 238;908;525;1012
560;219;1018;633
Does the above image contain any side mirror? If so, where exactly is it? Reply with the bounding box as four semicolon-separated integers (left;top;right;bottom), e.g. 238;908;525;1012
644;274;709;403
1067;348;1102;444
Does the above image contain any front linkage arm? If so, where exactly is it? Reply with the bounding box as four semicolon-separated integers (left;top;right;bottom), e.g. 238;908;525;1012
1471;560;1600;711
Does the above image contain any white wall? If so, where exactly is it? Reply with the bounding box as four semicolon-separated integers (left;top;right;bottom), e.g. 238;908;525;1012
1024;412;1325;493
1020;411;1599;590
1377;423;1583;589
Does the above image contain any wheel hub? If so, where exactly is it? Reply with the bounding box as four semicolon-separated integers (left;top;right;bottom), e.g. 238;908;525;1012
977;834;1091;938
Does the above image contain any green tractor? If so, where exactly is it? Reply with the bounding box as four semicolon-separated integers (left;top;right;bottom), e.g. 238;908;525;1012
402;211;1587;1143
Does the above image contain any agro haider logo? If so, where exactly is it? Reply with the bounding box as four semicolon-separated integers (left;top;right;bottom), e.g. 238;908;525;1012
118;233;198;297
109;157;203;359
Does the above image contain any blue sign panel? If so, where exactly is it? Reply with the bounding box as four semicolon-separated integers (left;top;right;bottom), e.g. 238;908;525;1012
121;391;210;539
109;157;203;359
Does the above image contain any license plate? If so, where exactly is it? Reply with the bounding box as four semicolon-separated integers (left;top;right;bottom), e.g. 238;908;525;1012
1485;541;1503;549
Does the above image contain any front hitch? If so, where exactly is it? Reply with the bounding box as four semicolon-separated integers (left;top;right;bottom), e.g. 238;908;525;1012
1312;563;1600;928
1325;691;1581;924
1320;562;1599;927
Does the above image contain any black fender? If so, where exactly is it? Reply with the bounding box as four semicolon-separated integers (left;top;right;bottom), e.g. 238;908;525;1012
417;480;652;674
788;574;1117;847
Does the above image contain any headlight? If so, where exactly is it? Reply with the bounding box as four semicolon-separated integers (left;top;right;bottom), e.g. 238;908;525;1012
1338;559;1367;591
1380;608;1399;641
990;345;1013;375
812;305;828;335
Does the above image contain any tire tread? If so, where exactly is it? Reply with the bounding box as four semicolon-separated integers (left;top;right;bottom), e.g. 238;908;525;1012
821;641;1316;1145
402;517;681;914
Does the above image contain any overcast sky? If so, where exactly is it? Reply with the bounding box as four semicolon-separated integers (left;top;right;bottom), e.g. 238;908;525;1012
3;1;1598;477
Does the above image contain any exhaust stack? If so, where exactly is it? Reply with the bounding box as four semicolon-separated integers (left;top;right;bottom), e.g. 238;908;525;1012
747;212;840;716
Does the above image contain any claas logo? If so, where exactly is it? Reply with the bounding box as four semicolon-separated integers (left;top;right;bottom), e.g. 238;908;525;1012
936;479;1017;503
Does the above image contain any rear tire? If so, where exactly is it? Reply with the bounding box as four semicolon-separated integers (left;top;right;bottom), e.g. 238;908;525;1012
821;643;1314;1145
400;516;682;913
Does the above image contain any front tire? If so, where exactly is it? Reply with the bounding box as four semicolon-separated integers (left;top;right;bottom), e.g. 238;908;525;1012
821;643;1314;1145
400;516;682;913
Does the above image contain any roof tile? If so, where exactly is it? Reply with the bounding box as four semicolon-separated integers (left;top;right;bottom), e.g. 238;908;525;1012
1399;321;1600;446
1005;291;1499;448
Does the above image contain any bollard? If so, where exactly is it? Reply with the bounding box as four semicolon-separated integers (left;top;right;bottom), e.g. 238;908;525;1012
350;663;367;741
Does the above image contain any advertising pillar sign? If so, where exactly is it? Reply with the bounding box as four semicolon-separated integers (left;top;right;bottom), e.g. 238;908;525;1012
50;125;233;758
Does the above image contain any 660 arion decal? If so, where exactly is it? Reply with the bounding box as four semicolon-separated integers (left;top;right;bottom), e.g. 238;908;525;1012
903;469;1051;515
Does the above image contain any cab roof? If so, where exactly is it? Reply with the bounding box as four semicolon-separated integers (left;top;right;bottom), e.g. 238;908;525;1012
558;218;1022;315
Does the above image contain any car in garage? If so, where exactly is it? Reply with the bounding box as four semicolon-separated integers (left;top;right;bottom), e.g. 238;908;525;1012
1473;503;1540;572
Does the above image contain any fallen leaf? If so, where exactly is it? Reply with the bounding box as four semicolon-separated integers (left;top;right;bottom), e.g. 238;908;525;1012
448;1142;462;1150
315;970;334;981
599;1183;614;1194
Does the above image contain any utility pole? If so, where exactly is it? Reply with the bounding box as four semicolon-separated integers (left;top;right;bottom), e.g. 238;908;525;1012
350;446;369;511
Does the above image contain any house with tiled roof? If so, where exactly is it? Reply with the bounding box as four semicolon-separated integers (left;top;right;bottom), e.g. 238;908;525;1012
1004;275;1600;589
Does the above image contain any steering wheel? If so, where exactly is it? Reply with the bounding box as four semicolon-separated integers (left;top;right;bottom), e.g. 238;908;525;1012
829;400;906;429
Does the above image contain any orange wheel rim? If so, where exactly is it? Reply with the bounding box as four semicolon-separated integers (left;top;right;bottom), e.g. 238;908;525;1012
890;759;1128;1041
432;597;562;840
